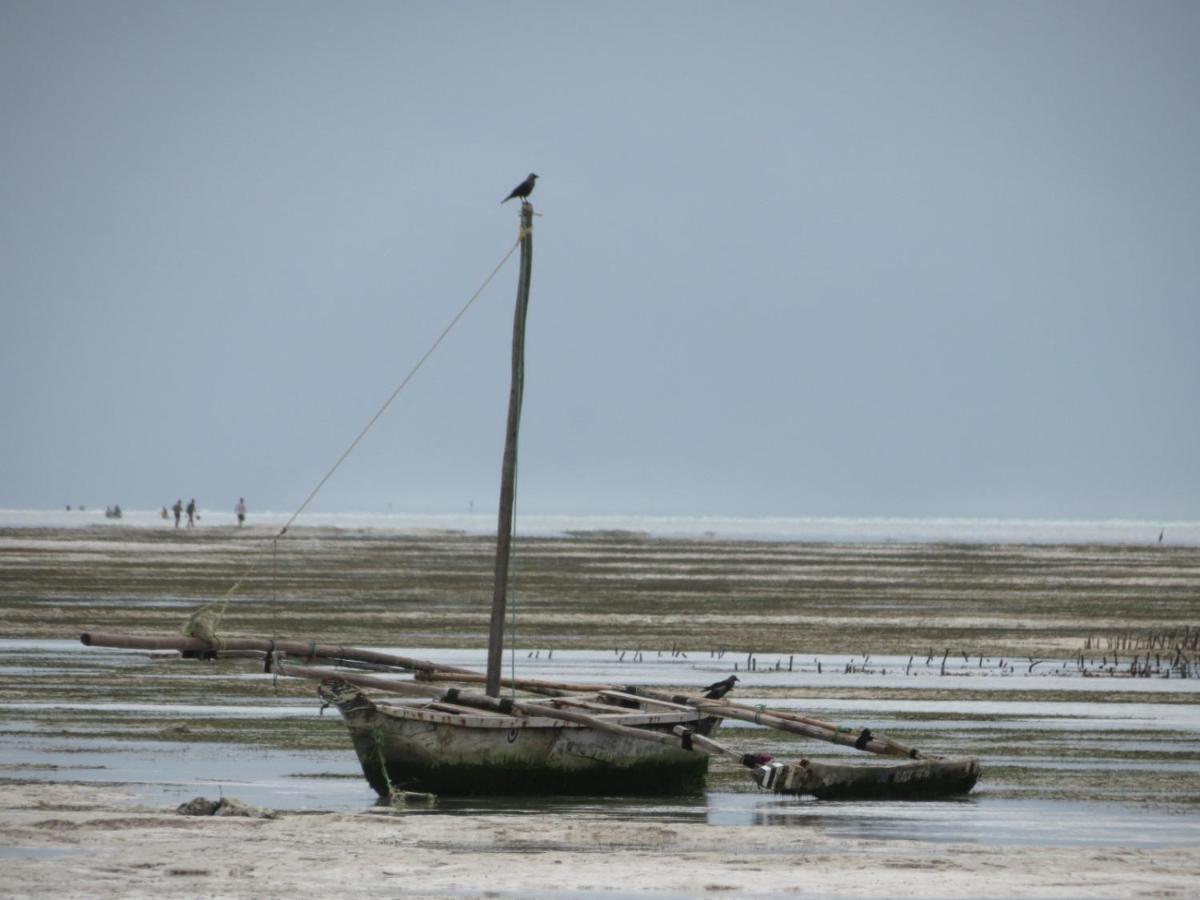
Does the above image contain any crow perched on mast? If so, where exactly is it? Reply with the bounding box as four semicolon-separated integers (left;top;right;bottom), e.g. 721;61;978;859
702;675;739;700
502;173;538;204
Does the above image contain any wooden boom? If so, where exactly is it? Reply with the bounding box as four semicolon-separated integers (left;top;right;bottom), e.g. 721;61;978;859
79;632;476;675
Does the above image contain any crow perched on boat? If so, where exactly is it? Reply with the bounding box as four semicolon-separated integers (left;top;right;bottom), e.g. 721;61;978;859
502;173;538;204
703;675;739;700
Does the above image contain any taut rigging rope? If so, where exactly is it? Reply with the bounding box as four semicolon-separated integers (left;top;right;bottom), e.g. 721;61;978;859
203;233;524;617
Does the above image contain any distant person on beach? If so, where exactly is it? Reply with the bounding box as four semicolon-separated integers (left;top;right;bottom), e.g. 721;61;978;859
172;499;183;528
161;506;168;520
186;499;196;528
235;497;247;527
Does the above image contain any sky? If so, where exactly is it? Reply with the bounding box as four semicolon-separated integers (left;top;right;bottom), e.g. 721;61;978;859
2;1;1198;521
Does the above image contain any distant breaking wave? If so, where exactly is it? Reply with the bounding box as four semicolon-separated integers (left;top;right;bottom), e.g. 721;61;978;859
1;508;1196;546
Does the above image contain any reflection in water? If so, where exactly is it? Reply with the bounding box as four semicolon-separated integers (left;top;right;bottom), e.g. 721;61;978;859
717;793;1197;849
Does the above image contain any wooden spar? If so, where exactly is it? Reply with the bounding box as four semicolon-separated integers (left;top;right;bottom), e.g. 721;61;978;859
529;699;695;750
670;725;747;764
279;661;707;755
277;662;443;699
377;666;923;759
79;632;476;676
418;670;615;695
698;702;918;759
626;687;922;759
747;706;917;758
486;200;535;698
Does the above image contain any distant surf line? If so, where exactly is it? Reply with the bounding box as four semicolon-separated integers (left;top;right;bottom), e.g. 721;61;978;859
2;508;1197;546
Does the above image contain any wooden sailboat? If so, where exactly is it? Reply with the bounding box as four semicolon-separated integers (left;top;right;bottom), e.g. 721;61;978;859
316;679;720;797
77;197;980;801
317;199;723;797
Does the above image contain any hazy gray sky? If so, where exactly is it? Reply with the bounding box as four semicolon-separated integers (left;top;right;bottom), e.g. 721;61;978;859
2;1;1197;519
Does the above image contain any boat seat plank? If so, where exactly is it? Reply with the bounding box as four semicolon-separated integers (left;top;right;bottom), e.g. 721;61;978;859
545;698;704;726
598;690;700;712
428;701;512;717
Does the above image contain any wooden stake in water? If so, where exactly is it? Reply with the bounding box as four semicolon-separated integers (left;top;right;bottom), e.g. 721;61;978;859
487;201;534;698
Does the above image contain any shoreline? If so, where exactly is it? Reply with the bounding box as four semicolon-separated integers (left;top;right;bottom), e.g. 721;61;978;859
2;508;1198;546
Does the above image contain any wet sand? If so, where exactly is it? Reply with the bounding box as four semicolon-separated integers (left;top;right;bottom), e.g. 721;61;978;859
5;524;1198;655
2;525;1199;897
3;782;1198;899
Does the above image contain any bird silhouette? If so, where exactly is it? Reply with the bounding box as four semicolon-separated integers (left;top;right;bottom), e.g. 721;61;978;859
502;173;538;204
702;675;739;700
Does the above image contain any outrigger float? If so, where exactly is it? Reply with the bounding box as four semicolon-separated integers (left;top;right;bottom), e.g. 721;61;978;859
76;196;978;801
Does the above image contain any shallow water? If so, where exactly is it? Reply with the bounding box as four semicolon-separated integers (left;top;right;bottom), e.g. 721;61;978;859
4;723;1195;850
2;639;1198;853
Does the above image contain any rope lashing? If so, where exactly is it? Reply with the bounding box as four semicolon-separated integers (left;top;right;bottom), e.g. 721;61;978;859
372;728;397;797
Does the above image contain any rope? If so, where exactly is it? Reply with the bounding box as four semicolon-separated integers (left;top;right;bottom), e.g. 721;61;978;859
272;236;520;538
372;727;397;797
209;234;524;605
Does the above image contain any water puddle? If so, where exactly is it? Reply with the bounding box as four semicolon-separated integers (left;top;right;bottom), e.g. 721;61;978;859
0;847;90;860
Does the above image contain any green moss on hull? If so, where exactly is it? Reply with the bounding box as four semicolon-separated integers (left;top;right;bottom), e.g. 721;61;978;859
357;751;710;797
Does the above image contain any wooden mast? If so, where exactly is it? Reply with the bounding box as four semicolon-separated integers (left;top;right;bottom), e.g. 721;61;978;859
486;200;534;697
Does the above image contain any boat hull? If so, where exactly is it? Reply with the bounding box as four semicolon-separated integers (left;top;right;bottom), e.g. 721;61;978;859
754;757;981;799
330;692;719;797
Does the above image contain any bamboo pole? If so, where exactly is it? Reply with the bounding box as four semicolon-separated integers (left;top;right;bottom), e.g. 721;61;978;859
487;200;535;699
700;702;918;759
277;662;442;699
79;632;476;675
83;630;926;758
420;670;614;695
625;687;921;759
380;666;923;757
670;725;747;763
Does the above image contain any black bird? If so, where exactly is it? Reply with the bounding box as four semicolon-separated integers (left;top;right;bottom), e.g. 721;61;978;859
502;173;538;204
703;675;739;700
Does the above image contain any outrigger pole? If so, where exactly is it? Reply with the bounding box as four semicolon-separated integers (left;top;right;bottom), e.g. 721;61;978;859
487;200;535;698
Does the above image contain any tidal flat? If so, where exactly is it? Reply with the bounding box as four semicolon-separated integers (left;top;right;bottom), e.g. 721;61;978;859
1;525;1198;898
5;524;1198;653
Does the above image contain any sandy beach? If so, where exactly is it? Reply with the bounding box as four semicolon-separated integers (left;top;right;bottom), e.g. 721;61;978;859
3;782;1199;899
